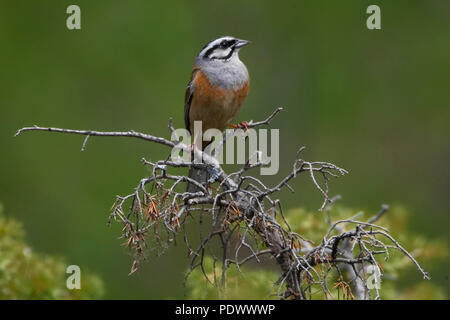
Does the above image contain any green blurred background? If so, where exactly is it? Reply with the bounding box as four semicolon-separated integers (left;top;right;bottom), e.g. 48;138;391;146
0;0;448;298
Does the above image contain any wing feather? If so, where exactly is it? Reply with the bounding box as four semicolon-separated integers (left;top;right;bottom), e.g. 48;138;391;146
184;67;200;133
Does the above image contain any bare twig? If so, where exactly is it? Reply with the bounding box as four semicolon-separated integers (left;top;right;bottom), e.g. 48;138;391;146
15;107;429;300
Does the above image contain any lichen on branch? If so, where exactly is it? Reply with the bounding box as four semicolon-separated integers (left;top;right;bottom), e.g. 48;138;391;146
15;107;430;300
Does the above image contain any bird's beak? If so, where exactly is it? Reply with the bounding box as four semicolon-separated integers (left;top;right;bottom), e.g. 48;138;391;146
235;39;250;48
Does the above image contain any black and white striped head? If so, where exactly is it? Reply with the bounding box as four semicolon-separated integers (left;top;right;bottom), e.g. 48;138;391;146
198;36;250;61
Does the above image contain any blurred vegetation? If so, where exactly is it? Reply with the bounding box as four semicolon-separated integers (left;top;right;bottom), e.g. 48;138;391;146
0;1;448;298
0;204;104;299
186;205;447;299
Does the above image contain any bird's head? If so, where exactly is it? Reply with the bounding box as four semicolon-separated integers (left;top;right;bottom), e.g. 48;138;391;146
197;36;250;61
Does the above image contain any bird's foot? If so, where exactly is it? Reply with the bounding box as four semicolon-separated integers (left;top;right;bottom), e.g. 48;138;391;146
229;121;249;131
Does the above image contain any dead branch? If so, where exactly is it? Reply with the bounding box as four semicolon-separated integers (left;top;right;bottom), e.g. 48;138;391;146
15;107;429;300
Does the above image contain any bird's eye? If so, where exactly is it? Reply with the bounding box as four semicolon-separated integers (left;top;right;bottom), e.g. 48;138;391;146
220;40;228;48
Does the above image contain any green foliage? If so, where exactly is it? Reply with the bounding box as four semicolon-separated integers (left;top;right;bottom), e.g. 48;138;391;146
186;205;447;300
186;256;280;300
0;204;104;299
1;1;448;298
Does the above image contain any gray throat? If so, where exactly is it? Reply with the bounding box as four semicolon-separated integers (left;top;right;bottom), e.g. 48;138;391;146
195;56;249;90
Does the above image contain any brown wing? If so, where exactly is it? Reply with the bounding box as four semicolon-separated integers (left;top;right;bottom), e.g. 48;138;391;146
184;67;200;133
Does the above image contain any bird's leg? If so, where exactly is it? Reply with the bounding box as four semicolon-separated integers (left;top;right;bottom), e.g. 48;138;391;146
190;131;202;160
229;121;249;131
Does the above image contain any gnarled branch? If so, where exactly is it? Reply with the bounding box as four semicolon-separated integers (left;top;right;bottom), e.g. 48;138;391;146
15;107;429;300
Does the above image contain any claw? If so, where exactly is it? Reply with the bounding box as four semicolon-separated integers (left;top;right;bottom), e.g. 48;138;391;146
229;121;249;131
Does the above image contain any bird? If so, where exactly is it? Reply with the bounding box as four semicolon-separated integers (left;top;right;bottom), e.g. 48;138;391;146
184;36;250;193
